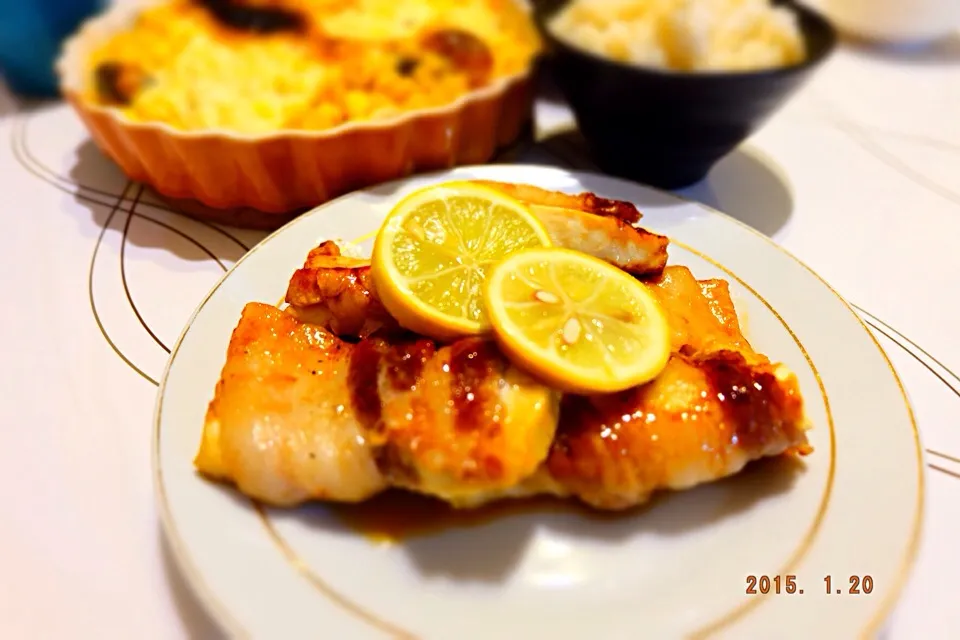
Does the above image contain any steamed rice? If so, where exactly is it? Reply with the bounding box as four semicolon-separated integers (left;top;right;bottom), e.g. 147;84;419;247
548;0;806;72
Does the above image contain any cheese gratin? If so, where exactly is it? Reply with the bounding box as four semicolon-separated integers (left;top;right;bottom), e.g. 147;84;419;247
84;0;541;134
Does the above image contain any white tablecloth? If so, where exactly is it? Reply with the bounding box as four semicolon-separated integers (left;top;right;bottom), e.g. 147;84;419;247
1;24;959;640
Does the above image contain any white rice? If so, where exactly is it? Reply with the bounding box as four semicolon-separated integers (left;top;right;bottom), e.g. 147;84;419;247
548;0;806;72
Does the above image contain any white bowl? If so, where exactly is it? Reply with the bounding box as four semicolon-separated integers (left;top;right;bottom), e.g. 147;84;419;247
820;0;960;45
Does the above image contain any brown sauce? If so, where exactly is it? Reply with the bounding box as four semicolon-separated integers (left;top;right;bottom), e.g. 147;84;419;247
347;338;384;432
448;339;500;433
699;350;800;451
383;339;436;391
330;490;617;544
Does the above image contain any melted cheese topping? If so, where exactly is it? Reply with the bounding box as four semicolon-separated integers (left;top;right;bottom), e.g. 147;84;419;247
85;0;540;133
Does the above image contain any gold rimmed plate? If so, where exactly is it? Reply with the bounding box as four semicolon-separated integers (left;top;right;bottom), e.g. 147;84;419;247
153;165;923;639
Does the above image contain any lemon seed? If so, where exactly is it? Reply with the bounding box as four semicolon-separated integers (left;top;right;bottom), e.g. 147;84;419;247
562;317;581;344
534;290;561;304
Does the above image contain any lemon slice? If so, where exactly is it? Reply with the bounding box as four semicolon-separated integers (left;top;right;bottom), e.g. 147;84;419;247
372;181;553;340
484;247;671;393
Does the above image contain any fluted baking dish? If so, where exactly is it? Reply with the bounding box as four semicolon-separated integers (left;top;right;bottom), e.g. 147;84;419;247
56;0;540;228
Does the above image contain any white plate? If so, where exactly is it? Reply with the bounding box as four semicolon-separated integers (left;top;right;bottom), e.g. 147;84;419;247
154;165;923;640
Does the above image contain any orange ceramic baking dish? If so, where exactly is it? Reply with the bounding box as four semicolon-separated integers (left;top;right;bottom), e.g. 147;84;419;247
56;0;540;228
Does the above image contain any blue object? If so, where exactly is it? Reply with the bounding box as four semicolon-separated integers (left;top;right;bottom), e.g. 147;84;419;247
0;0;106;97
